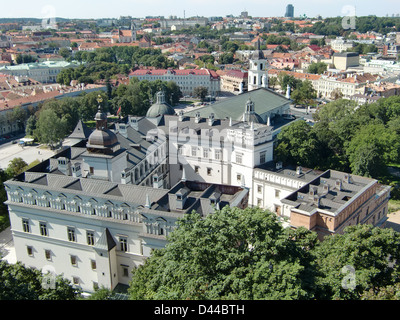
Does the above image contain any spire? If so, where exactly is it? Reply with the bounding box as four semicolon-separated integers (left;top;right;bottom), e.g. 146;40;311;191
145;194;151;209
181;166;187;182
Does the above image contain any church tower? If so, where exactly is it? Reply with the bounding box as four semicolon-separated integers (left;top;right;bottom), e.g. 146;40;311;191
248;39;268;91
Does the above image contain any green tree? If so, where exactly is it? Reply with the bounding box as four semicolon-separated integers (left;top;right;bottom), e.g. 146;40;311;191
193;86;208;102
58;48;71;59
307;62;327;75
219;52;234;64
34;108;68;148
6;157;28;177
274;120;319;168
290;80;317;105
0;260;81;300
313;224;400;300
129;207;318;300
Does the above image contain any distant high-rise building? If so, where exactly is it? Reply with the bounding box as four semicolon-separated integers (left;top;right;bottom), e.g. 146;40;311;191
285;4;294;18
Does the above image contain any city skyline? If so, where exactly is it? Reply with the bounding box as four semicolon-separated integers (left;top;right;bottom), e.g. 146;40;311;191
2;0;400;20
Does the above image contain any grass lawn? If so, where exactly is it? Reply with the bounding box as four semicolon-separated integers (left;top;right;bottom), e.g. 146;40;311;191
389;199;400;214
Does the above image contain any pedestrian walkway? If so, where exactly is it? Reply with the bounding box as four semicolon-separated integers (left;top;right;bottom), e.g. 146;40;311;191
0;143;55;169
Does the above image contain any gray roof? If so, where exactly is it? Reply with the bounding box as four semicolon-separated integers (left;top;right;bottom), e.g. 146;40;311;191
281;169;378;215
69;120;93;140
146;99;176;118
94;228;116;251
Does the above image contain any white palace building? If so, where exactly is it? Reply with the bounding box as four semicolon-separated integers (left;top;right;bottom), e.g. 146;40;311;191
3;47;391;293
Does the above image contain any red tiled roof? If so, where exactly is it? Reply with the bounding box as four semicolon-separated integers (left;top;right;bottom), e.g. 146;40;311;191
129;68;220;79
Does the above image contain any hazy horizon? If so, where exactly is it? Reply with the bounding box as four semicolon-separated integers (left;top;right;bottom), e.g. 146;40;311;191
1;0;399;20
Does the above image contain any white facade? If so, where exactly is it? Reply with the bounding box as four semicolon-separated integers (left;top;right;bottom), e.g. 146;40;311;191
248;50;268;92
129;68;221;97
0;61;80;83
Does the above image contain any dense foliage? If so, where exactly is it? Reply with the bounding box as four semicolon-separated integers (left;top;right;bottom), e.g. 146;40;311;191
128;207;400;300
58;46;175;85
0;260;81;300
275;97;400;197
129;207;318;300
302;16;400;36
29;78;182;145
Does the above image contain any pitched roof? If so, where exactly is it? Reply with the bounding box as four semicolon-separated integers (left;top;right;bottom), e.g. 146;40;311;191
69;120;92;140
184;87;291;121
94;228;116;251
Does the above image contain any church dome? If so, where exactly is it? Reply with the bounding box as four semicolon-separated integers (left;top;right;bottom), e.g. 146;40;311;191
88;129;118;148
146;91;175;118
86;100;120;154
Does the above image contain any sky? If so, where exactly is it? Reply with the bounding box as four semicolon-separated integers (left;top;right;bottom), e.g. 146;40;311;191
2;0;400;20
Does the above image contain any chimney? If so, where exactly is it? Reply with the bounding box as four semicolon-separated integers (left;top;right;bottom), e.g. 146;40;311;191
58;157;71;176
178;110;184;122
313;195;320;207
335;179;342;191
129;116;139;130
195;111;201;123
153;174;163;189
323;183;330;194
208;113;215;126
296;166;302;175
309;186;317;199
121;169;132;184
276;161;283;170
175;187;188;210
71;162;81;177
118;123;128;138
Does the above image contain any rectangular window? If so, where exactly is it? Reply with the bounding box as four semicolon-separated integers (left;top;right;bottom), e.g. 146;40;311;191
275;189;281;199
236;153;243;164
195;166;200;173
27;246;33;256
70;255;77;266
40;222;48;236
215;150;221;160
207;168;212;176
237;174;242;181
91;260;97;270
203;148;209;158
257;185;262;193
67;227;76;242
191;147;197;157
86;231;95;246
72;277;79;285
22;219;30;233
45;249;51;260
260;151;266;164
119;237;128;252
122;266;129;277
